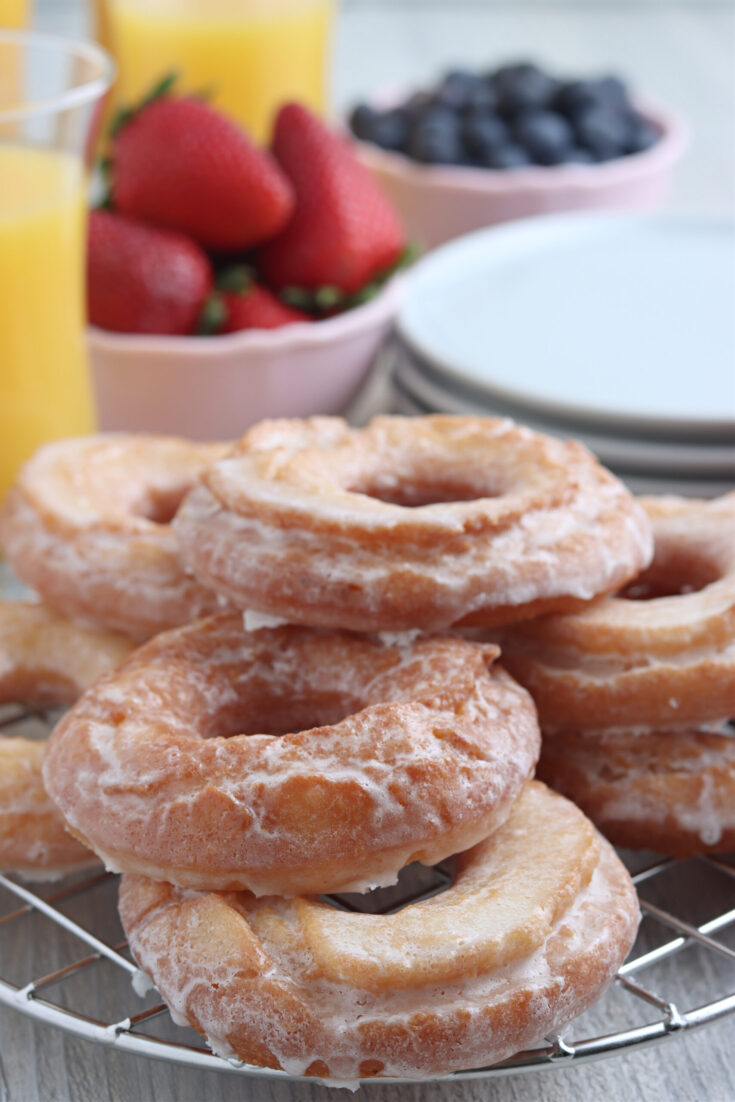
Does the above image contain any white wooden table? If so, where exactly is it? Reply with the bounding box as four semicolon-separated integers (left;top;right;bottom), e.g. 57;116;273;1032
2;3;734;1100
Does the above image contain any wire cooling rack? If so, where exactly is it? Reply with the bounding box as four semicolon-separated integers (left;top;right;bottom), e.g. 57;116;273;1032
1;706;734;1086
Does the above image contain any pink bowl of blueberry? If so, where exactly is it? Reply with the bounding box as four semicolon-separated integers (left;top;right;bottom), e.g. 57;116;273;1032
350;62;686;249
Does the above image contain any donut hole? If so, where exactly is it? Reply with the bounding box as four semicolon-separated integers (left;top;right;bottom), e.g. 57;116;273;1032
0;702;61;742
132;485;192;526
196;688;366;741
349;478;486;508
341;446;510;507
170;628;434;741
325;857;456;915
619;546;723;601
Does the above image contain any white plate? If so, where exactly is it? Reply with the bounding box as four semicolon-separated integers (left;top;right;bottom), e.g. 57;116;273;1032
397;212;735;440
392;382;733;499
393;347;735;476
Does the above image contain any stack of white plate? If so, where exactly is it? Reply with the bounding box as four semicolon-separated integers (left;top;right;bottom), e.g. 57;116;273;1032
393;212;735;496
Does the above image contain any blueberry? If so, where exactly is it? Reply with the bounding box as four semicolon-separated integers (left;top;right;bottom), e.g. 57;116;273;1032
349;103;382;141
596;75;630;110
411;103;459;132
491;62;559;116
368;109;410;153
407;121;464;164
554;80;595;117
435;69;486;110
403;91;435;119
461;81;499;116
462;113;510;156
480;143;533;170
553;80;600;118
349;104;410;153
626;111;660;154
555;76;630;119
372;65;649;167
564;146;597;164
573;105;630;160
513;110;575;165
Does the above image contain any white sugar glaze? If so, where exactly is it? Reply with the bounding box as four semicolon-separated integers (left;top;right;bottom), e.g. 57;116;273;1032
539;726;735;856
499;493;735;732
0;601;133;876
173;416;652;632
44;617;540;895
0;435;230;640
119;783;640;1081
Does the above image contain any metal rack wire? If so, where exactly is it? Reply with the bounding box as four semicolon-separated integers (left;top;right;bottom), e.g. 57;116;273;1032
1;706;734;1085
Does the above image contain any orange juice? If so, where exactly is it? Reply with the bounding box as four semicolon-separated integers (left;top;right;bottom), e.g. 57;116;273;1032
0;0;30;109
0;0;29;27
0;145;93;500
106;0;334;143
90;0;113;55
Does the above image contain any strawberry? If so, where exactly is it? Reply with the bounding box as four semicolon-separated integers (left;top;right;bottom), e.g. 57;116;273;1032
87;209;213;335
220;285;311;332
200;268;311;333
111;85;294;252
257;103;407;295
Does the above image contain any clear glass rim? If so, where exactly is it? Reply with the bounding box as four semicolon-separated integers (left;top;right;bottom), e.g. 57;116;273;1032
0;29;115;124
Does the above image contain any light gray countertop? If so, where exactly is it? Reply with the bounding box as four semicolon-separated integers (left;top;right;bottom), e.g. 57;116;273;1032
2;3;734;1100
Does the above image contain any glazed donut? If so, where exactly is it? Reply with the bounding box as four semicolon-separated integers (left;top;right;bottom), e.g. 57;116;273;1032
0;600;133;878
1;434;230;640
497;494;735;733
43;614;540;895
172;415;653;633
538;726;735;857
119;782;640;1081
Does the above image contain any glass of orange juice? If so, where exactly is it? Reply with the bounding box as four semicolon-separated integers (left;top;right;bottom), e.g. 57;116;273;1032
0;31;113;502
102;0;335;143
0;0;30;29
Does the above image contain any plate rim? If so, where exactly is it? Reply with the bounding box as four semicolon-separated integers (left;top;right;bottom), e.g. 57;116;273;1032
392;380;733;497
393;345;735;474
396;211;735;440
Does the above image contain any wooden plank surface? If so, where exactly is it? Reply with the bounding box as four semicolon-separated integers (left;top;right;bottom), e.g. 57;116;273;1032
3;3;734;1099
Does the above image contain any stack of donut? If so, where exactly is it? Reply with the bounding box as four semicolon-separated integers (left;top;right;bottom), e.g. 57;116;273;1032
0;414;672;1080
498;493;735;858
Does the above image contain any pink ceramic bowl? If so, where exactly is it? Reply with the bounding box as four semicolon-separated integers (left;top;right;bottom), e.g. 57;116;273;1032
355;104;686;250
88;277;402;440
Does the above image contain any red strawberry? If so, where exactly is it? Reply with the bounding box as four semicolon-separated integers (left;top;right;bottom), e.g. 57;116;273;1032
258;103;407;295
111;91;294;252
220;285;311;332
87;209;213;335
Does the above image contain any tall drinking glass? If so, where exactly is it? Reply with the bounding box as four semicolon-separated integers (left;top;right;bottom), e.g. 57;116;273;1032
102;0;335;143
0;0;30;29
0;32;113;502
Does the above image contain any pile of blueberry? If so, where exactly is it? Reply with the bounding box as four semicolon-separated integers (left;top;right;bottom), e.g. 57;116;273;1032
349;62;660;169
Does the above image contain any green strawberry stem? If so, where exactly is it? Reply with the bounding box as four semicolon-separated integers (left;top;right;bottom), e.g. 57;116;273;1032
200;244;417;332
279;242;417;316
197;293;227;336
215;265;255;294
94;155;114;210
101;71;182;207
109;72;180;139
